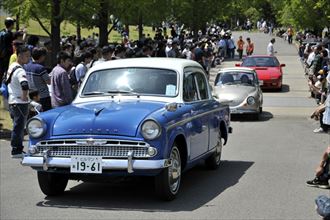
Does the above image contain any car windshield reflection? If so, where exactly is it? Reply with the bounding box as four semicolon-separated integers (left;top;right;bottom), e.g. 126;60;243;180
215;71;256;86
242;57;280;67
82;68;178;97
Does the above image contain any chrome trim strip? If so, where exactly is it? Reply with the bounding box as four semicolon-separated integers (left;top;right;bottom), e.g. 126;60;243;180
21;157;171;170
37;139;148;147
167;107;223;131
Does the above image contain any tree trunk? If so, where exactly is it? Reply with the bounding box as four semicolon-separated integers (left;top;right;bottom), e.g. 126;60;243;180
191;2;198;38
76;21;81;41
51;0;62;67
98;0;109;47
138;10;143;40
16;13;20;31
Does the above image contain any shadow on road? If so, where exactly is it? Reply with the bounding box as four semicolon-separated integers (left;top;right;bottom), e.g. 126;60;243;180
231;111;273;122
262;84;290;93
36;160;253;212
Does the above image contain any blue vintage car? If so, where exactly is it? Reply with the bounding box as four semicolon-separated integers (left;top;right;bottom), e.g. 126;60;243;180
22;58;232;200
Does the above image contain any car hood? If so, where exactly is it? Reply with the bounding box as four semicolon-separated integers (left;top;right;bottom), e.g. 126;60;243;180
214;85;256;106
249;67;281;80
52;100;165;137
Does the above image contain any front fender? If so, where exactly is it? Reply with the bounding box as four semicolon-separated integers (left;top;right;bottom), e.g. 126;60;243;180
166;126;188;158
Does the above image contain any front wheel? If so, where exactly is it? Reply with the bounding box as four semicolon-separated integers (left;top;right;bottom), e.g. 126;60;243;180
37;171;68;196
205;133;222;170
155;145;181;201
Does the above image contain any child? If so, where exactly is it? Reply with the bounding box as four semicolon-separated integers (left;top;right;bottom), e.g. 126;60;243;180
28;90;42;119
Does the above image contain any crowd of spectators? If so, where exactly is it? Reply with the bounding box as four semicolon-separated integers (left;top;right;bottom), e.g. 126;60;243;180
2;18;257;114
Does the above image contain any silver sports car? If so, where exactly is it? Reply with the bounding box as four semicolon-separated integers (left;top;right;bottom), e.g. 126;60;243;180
213;67;263;119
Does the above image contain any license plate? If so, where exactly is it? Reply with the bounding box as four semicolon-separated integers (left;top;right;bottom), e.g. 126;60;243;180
230;109;238;113
70;156;102;173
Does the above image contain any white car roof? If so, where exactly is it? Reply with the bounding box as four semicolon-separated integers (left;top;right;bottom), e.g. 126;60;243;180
74;58;204;104
90;58;203;73
218;67;255;73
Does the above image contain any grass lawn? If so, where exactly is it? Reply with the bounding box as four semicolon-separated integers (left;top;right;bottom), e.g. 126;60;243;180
0;16;155;43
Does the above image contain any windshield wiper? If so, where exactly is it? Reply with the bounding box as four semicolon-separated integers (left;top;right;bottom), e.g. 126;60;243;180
83;91;105;96
107;90;140;97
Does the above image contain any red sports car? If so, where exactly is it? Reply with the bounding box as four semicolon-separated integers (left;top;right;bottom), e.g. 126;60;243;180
236;55;285;90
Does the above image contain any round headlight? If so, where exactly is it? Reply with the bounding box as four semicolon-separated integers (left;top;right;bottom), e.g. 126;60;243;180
27;118;46;138
141;120;161;140
246;96;256;105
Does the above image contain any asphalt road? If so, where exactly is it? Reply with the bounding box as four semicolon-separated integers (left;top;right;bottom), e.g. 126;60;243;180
1;31;330;220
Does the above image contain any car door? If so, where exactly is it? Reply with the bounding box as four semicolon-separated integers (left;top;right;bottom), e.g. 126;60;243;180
183;68;210;160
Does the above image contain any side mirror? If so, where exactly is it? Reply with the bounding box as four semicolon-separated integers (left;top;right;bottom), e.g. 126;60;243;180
280;64;286;67
235;63;241;67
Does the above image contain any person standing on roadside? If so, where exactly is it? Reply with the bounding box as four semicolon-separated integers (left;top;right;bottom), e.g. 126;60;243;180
267;38;277;56
0;17;16;82
287;27;294;44
50;51;74;108
311;45;324;76
7;46;31;158
236;36;245;60
246;38;254;56
24;47;52;111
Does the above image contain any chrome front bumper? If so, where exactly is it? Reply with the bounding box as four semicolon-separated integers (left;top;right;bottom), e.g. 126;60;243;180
230;108;258;114
21;156;171;173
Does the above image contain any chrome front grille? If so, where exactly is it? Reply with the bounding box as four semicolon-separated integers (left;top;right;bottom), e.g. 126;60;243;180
36;139;152;158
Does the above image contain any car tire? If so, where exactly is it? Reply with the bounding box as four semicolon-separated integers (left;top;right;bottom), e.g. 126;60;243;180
205;132;222;170
155;145;181;201
37;171;68;196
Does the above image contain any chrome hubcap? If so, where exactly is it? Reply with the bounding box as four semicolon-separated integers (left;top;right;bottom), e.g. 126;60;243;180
168;147;181;193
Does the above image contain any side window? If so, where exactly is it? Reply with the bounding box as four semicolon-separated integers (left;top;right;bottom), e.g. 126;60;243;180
183;72;198;102
195;72;209;100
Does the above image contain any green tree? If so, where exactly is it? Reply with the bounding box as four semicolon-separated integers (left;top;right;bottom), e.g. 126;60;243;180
1;0;73;66
278;0;329;35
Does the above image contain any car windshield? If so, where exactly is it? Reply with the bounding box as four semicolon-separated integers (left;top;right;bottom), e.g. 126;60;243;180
82;68;178;97
215;71;256;86
242;57;279;67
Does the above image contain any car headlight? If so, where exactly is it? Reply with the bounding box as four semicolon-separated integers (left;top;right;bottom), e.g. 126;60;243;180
246;96;256;105
141;120;161;140
26;118;46;138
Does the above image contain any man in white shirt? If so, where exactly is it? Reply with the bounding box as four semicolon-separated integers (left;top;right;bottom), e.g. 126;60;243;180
267;38;276;56
7;45;31;158
75;51;92;83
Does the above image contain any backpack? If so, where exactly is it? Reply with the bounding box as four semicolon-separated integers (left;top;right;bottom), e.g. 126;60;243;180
68;66;78;86
0;29;7;58
0;66;22;99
